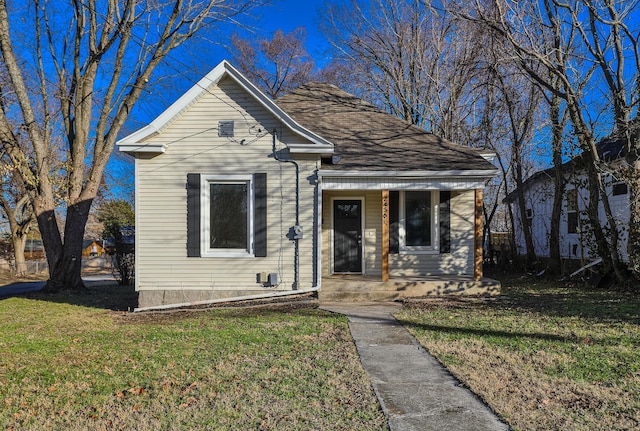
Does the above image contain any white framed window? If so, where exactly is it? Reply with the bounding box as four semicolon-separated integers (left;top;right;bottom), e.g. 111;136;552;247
612;181;628;196
566;188;579;234
201;174;254;257
399;190;439;253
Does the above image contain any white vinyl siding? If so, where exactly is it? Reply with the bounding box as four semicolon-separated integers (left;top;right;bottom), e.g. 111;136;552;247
134;77;319;294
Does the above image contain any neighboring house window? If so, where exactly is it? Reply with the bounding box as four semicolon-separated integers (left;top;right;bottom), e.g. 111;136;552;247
612;181;628;196
399;191;439;253
525;208;533;220
186;173;267;258
525;208;533;227
567;188;579;234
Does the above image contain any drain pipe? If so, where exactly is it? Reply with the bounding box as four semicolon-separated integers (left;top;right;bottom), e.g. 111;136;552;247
272;129;300;290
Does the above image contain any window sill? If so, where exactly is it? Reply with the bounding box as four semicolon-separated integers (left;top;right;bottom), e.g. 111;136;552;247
201;250;255;258
399;249;440;255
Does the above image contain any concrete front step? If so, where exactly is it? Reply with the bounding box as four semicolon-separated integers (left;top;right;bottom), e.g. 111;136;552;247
319;276;501;302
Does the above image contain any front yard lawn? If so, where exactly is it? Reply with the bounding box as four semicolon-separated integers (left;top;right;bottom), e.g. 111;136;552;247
396;276;640;431
0;292;386;430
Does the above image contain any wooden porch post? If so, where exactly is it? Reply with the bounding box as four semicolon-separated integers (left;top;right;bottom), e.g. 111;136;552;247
474;188;483;280
382;189;390;282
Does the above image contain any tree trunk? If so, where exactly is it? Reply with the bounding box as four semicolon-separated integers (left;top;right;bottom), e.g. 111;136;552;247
506;192;517;265
33;194;90;292
33;195;62;277
627;153;640;278
548;169;564;274
514;173;537;266
41;198;93;292
583;163;617;274
11;234;27;276
565;102;625;281
548;90;565;275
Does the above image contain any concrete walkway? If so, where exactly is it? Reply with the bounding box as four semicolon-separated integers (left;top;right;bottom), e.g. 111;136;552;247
321;303;509;431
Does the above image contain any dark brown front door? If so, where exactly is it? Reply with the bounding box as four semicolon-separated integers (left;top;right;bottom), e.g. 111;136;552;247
333;200;363;273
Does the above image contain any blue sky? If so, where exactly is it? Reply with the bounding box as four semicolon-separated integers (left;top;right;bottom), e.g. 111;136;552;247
113;0;333;199
253;0;331;62
128;0;332;131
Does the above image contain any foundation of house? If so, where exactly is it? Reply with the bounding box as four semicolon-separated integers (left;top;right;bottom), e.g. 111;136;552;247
319;275;501;302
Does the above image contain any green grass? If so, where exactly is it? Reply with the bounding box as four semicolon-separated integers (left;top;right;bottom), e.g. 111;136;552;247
0;293;387;430
395;276;640;431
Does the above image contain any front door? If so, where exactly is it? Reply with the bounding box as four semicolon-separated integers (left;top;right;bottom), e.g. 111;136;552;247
333;199;363;273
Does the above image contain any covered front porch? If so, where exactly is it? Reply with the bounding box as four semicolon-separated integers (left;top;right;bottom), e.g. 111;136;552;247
320;183;500;301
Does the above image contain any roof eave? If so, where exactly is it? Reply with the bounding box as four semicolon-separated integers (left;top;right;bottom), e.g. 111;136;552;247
480;151;497;163
118;143;167;155
288;143;334;154
318;169;499;178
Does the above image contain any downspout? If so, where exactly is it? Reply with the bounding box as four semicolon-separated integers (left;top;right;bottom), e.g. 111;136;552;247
272;130;300;290
315;161;322;290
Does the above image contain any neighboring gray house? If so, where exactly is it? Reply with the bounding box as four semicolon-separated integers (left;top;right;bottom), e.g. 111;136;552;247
118;60;498;310
505;135;630;264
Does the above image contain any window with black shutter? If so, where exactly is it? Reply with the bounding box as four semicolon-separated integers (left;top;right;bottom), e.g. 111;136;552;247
186;173;267;257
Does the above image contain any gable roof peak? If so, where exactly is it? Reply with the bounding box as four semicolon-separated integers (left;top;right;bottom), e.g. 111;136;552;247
118;60;334;155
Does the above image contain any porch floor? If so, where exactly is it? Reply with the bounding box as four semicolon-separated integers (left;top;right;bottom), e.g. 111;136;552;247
319;274;501;302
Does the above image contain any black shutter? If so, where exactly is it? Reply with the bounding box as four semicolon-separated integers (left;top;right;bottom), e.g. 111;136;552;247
439;191;451;253
186;174;201;257
389;191;399;254
253;173;267;257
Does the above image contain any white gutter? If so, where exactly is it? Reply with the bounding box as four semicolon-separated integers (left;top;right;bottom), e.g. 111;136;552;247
134;286;320;312
479;151;497;163
287;143;334;154
118;143;167;154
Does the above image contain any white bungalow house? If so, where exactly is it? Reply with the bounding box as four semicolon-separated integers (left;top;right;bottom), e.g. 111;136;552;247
118;60;499;310
504;134;630;265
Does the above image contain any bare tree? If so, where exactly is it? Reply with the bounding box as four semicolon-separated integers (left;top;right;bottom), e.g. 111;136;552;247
0;0;265;291
320;0;487;143
496;68;543;267
320;0;547;272
546;73;570;275
464;0;638;282
230;27;314;98
0;161;34;275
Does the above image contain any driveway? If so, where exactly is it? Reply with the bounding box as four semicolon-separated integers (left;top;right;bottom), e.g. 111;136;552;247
0;274;116;299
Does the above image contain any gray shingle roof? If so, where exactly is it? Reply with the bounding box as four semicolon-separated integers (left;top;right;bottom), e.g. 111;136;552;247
276;82;495;172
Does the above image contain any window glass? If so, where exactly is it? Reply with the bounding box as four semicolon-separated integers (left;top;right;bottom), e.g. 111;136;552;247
566;189;578;234
567;189;578;211
612;182;628;196
567;212;579;234
209;183;247;249
405;191;432;247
